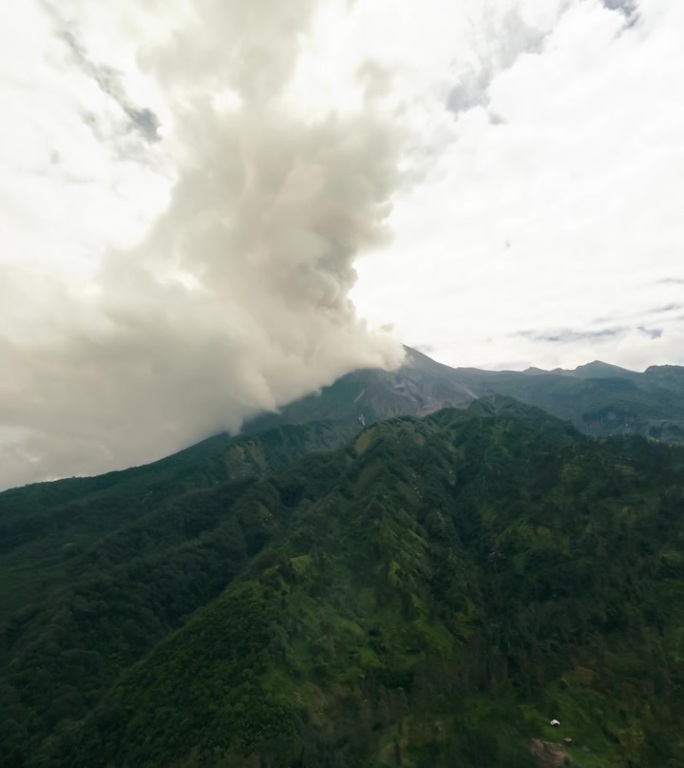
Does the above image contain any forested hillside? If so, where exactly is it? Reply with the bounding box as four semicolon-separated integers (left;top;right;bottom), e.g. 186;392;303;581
2;398;684;767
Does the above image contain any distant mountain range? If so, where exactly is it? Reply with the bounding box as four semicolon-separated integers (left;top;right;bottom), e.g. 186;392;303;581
245;346;684;445
2;349;684;767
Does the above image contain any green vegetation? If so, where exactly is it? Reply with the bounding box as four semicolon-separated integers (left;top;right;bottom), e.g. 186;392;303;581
2;397;684;766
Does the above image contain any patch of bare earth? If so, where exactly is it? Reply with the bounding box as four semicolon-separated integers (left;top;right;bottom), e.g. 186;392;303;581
530;738;571;768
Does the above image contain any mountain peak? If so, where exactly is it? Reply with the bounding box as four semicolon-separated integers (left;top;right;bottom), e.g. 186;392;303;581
566;360;636;378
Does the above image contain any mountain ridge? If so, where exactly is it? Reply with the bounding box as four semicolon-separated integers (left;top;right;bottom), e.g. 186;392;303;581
3;347;684;499
3;400;684;767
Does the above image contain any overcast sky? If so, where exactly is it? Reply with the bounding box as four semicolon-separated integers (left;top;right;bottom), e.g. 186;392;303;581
1;0;683;489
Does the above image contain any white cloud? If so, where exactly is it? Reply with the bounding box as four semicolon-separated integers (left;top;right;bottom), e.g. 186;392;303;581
353;0;684;370
0;1;171;282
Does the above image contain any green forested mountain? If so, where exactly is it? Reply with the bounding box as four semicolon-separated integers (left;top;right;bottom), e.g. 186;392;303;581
2;398;684;767
0;348;478;620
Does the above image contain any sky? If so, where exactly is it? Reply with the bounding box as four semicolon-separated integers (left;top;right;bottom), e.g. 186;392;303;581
1;0;683;489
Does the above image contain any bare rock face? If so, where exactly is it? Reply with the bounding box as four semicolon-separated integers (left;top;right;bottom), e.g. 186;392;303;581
530;739;571;768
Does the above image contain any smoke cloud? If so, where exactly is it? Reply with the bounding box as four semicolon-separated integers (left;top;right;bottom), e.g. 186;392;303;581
0;0;416;489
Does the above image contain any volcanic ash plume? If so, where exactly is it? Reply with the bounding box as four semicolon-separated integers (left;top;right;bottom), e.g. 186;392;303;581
0;0;407;488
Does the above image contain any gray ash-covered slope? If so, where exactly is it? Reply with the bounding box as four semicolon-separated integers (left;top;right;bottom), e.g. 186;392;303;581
243;345;477;437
